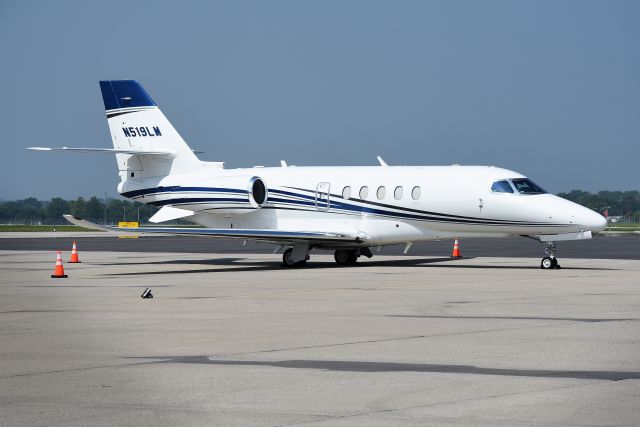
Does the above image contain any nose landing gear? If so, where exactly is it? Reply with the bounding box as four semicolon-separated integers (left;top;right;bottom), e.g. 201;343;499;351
540;241;561;270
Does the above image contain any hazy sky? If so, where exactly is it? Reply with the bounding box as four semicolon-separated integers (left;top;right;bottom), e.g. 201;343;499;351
1;0;638;200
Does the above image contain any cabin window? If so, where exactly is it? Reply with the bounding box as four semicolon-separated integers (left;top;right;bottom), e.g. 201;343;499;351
411;186;421;200
377;186;386;200
491;180;514;193
394;186;403;200
359;186;369;199
511;178;546;194
342;186;351;200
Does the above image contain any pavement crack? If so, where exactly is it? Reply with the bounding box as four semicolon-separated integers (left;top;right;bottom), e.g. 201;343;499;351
208;323;560;358
0;361;156;380
275;380;607;426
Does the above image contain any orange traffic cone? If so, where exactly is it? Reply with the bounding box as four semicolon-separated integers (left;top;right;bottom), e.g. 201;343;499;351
69;241;81;263
51;251;68;278
451;239;462;258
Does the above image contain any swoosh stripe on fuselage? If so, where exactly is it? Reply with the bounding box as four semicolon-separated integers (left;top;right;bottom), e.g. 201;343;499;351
283;187;538;223
148;197;249;207
121;186;248;199
267;197;563;226
121;185;568;227
272;188;560;226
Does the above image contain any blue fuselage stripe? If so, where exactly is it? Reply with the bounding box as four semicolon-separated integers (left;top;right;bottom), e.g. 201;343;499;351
121;186;247;199
121;185;566;227
149;197;248;207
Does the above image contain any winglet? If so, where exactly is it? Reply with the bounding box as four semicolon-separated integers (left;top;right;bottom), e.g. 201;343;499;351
63;214;114;231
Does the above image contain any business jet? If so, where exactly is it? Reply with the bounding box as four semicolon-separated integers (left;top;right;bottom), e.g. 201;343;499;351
29;80;606;269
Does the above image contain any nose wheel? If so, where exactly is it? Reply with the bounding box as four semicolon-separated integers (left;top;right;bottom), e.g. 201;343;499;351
540;242;561;270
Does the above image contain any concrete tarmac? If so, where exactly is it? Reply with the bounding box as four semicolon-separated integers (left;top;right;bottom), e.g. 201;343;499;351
1;250;639;426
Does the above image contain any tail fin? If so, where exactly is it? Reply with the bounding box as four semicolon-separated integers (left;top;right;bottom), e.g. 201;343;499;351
99;80;200;181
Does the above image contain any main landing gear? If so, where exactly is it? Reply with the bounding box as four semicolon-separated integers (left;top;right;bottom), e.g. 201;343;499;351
540;241;561;270
282;246;374;267
334;248;373;266
282;247;309;268
334;249;359;265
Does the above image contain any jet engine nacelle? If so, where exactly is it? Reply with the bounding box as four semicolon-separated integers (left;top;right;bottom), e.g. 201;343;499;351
207;175;268;215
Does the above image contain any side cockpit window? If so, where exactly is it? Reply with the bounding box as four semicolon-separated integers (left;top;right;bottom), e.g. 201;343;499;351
511;178;546;194
491;180;514;193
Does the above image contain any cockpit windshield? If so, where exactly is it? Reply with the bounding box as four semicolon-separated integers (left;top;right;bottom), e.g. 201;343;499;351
510;178;546;194
491;180;514;193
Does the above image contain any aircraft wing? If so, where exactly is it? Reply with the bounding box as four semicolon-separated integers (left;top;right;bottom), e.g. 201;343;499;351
63;215;364;245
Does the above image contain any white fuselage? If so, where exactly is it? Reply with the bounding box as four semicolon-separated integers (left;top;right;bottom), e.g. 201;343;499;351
119;164;606;248
31;80;608;266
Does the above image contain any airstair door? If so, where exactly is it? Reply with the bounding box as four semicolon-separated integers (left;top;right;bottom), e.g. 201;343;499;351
315;182;330;211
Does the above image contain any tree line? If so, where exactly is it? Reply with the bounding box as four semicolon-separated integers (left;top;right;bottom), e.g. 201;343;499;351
555;190;640;219
1;190;639;225
0;197;159;225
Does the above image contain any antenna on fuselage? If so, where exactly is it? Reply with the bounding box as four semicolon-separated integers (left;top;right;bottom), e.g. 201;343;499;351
376;156;388;167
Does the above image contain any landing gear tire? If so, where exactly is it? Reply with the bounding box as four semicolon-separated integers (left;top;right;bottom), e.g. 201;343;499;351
540;256;560;270
334;250;349;265
334;250;359;266
282;248;306;268
540;241;561;270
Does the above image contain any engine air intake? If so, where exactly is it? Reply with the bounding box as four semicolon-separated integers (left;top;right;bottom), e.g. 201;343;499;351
249;177;267;208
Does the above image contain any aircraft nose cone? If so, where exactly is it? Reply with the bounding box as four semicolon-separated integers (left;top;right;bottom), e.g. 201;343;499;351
579;209;607;232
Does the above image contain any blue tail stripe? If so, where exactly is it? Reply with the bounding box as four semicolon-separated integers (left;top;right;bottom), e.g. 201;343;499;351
99;81;119;111
99;80;156;111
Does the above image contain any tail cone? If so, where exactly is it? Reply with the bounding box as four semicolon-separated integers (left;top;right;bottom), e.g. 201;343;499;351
51;251;68;278
451;239;462;258
69;241;81;263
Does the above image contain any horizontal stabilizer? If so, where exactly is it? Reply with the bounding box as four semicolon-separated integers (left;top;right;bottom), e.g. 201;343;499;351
63;215;364;244
28;147;176;157
149;206;194;223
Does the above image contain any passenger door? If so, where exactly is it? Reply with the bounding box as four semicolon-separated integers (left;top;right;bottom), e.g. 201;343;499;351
315;182;330;211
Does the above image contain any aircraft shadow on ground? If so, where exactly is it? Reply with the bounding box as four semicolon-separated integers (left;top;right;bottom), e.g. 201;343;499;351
102;257;616;276
130;356;640;381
